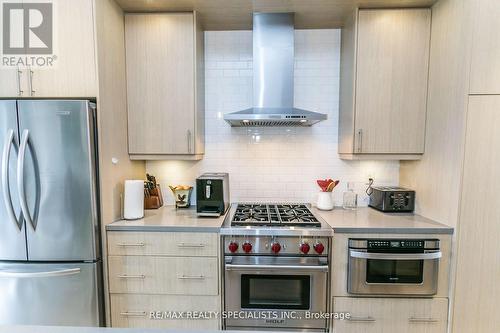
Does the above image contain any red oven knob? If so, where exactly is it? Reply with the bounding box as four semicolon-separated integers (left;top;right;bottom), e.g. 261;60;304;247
314;242;325;254
300;242;310;254
228;242;239;253
242;242;253;253
271;242;281;254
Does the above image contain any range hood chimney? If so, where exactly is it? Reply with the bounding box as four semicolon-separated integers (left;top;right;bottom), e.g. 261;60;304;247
224;13;327;127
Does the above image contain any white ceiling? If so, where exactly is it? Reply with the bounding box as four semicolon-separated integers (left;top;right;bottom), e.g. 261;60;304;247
115;0;438;30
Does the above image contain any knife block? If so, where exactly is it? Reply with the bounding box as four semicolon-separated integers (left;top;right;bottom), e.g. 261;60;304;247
144;185;164;210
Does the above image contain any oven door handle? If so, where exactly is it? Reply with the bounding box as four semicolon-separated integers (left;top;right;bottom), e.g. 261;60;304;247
225;264;329;272
349;250;442;260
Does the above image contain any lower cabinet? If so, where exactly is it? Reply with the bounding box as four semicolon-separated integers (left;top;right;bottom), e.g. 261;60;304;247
110;294;220;329
332;297;448;333
108;256;219;295
107;230;221;329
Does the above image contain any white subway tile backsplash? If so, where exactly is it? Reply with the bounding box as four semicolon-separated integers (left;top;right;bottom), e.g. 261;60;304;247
147;30;400;206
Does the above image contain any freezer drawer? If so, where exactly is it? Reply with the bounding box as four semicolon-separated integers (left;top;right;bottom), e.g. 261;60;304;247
0;262;103;326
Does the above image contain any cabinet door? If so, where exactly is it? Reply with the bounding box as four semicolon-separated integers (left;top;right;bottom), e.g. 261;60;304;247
125;14;195;155
0;68;25;97
110;294;220;329
355;9;430;154
452;96;500;333
108;256;218;295
469;0;500;94
333;297;448;333
30;0;97;97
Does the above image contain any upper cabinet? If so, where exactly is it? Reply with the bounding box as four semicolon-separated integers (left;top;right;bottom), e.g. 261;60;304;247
0;0;97;98
338;9;431;160
125;13;205;160
469;0;500;94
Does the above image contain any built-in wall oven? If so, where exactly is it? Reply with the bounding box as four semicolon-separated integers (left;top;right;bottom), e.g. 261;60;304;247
223;235;330;332
348;239;441;296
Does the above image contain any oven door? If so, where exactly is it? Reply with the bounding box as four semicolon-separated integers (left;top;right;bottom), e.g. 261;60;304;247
224;256;328;330
348;249;441;296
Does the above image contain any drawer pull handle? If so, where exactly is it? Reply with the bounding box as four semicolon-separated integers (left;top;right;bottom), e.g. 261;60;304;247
177;243;205;248
120;311;147;317
409;317;439;323
178;275;205;280
347;316;376;323
117;242;145;247
118;274;145;279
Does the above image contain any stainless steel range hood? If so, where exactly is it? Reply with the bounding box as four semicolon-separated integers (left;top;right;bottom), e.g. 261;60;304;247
224;13;327;127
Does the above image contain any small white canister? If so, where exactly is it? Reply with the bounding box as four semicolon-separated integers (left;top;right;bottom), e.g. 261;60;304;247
124;180;144;220
316;191;334;211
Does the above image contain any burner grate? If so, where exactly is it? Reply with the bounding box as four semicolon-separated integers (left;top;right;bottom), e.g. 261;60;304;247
231;203;321;227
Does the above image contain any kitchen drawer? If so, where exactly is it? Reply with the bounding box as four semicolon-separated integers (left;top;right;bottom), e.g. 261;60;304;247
332;297;448;333
107;231;218;257
108;256;218;295
110;294;220;329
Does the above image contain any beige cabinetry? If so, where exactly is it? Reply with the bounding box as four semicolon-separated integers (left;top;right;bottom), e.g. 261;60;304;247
0;68;24;97
469;0;500;94
451;96;500;333
332;297;448;333
338;9;430;160
107;231;221;329
31;0;97;97
125;13;205;160
0;0;97;98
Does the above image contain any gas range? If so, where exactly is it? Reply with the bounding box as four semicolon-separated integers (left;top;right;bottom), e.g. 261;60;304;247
221;203;334;237
222;203;332;331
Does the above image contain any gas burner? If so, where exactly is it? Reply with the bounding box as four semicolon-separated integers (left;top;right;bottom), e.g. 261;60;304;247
231;203;321;227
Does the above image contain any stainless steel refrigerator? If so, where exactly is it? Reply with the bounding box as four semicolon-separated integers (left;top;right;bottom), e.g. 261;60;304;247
0;100;103;326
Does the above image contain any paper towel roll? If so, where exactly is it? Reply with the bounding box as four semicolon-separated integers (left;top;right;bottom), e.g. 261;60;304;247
124;180;144;220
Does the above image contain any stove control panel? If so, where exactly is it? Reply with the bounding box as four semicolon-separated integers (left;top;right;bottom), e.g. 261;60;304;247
224;236;329;256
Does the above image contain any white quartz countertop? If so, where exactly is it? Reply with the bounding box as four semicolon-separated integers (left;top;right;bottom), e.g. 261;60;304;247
106;206;227;232
314;207;453;234
106;205;452;235
0;327;274;333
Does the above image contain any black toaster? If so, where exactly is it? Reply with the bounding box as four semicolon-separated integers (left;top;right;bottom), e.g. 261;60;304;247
369;186;415;212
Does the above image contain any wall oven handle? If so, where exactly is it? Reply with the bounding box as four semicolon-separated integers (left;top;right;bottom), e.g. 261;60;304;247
349;250;442;260
17;129;34;230
1;129;22;231
225;264;329;272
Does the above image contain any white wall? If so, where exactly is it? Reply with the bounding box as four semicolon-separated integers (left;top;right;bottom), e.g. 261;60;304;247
147;30;400;206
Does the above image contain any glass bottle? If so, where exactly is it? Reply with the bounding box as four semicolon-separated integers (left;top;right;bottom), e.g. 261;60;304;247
343;182;358;210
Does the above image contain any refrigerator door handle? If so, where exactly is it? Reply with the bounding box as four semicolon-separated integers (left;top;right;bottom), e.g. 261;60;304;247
1;129;22;231
17;129;34;230
0;267;81;278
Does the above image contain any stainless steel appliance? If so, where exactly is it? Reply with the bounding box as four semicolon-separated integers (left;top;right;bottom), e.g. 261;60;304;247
368;186;416;212
0;100;103;326
224;13;327;127
196;172;230;217
221;203;333;332
348;238;441;296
